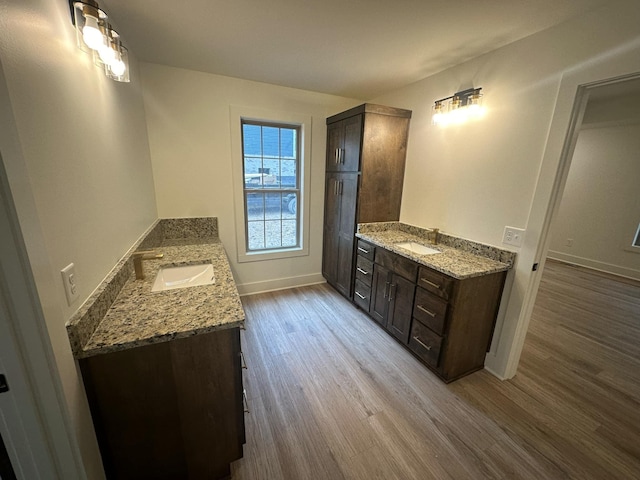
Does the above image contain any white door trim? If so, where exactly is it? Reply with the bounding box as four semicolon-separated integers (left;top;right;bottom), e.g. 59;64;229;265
0;154;87;479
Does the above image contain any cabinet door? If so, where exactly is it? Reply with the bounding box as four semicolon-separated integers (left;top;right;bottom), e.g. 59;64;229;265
341;114;362;171
370;264;390;326
334;174;359;297
322;174;340;283
326;121;344;171
387;274;416;344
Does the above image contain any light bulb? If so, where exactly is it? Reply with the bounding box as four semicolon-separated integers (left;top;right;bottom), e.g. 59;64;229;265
98;43;117;64
82;15;104;50
109;57;126;77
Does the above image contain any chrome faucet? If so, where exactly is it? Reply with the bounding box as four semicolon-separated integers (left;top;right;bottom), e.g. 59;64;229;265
427;228;439;245
133;251;164;280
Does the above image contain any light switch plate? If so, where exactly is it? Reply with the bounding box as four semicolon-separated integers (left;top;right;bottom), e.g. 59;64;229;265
503;226;525;247
61;263;79;305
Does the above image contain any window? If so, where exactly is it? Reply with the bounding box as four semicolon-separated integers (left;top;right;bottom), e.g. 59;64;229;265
241;121;300;251
230;106;311;263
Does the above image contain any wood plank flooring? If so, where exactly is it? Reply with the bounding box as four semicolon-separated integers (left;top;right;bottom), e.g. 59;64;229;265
231;260;640;479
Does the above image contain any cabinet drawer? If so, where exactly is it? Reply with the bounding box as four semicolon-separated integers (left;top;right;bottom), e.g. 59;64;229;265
353;280;371;312
417;266;454;300
355;256;373;286
408;320;443;368
413;287;448;335
375;248;418;282
356;239;375;261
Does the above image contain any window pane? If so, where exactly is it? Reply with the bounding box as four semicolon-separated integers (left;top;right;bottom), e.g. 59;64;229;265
281;160;297;188
265;220;282;249
262;158;281;187
282;193;296;219
243;124;262;156
262;126;280;157
282;219;297;247
264;192;283;220
247;221;265;250
246;192;265;221
281;128;296;159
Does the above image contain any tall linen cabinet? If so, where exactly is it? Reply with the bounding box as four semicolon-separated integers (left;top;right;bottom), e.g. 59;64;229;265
322;104;412;299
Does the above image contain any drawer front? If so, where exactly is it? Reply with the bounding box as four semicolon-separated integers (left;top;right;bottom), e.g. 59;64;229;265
375;248;418;282
417;266;454;301
413;287;448;335
353;280;371;312
356;239;375;261
355;256;374;286
408;320;443;368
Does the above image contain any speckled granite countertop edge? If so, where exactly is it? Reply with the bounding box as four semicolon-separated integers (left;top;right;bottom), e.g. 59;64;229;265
356;222;515;279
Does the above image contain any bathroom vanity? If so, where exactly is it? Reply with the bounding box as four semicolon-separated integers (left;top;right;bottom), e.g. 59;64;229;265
67;218;246;480
354;222;515;382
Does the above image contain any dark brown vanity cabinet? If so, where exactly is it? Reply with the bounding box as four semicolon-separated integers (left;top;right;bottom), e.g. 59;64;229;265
322;104;411;300
80;328;245;480
353;240;507;382
409;267;507;381
370;247;418;344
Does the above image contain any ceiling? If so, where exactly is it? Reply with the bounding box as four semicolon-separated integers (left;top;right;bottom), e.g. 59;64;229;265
100;0;608;100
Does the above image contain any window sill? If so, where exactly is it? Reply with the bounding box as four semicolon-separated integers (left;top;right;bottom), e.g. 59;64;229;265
237;246;309;263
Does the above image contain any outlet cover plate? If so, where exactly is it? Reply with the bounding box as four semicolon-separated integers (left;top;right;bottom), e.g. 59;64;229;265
61;263;79;305
503;226;525;247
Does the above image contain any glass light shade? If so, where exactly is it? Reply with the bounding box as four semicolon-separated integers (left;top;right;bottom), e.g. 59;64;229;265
432;101;447;125
73;2;107;53
105;45;130;82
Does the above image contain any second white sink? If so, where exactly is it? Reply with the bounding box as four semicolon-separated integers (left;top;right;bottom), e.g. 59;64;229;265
394;242;441;255
152;263;215;292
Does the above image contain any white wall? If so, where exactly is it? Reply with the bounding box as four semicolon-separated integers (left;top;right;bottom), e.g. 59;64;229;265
140;63;358;293
548;116;640;280
0;0;158;477
370;0;640;376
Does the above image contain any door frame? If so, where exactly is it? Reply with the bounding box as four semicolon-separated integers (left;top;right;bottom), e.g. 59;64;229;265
500;43;640;378
0;154;87;479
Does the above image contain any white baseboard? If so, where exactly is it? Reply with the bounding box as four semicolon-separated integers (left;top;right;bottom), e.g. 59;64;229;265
238;273;326;296
546;251;640;281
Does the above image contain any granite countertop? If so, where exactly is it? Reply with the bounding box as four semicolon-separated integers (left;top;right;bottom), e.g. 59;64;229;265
67;218;245;359
356;226;512;279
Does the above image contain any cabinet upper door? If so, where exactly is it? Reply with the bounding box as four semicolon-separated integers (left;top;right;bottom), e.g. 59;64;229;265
326;115;363;172
341;115;363;172
326;121;344;171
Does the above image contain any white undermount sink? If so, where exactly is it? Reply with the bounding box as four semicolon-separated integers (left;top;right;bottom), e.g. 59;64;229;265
394;242;441;255
152;263;215;292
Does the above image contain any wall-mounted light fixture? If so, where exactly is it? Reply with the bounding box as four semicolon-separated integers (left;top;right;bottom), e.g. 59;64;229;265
432;88;484;126
69;1;130;82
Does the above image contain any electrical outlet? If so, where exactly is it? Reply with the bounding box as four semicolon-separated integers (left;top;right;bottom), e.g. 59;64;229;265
503;226;525;247
565;238;574;247
61;263;79;305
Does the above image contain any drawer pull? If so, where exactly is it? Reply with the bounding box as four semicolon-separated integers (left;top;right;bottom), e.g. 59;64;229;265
420;278;441;290
240;350;248;370
416;304;436;317
243;389;250;414
412;336;433;351
357;247;370;254
356;267;369;275
355;291;366;300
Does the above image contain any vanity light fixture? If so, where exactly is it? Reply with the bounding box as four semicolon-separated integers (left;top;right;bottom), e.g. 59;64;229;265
432;88;484;126
69;1;130;82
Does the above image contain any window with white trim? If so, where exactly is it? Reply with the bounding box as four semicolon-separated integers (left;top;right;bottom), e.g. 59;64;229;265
241;120;301;252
